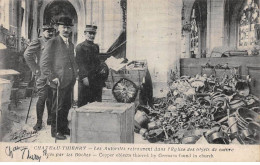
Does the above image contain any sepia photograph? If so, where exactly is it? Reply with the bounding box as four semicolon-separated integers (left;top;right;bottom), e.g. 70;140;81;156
0;0;259;162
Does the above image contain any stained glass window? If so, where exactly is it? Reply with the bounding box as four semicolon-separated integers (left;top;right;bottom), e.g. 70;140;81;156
239;0;259;49
190;9;199;57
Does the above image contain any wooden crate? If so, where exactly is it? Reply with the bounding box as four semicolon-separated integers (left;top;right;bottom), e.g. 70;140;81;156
102;88;117;102
102;88;140;107
105;60;147;89
70;102;135;143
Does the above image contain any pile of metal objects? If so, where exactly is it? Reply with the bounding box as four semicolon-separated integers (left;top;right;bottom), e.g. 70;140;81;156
134;73;260;144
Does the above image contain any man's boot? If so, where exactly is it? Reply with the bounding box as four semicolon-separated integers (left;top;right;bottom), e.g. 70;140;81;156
33;107;43;131
51;127;66;140
63;128;70;136
47;115;52;125
33;121;42;131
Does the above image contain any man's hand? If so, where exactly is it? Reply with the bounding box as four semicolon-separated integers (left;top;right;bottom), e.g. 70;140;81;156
52;78;60;87
82;77;89;86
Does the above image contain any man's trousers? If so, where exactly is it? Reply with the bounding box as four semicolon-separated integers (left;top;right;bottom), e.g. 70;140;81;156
36;85;52;124
51;84;73;135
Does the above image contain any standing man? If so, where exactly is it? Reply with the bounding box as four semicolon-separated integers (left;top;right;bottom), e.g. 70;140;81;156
24;24;54;131
40;17;77;140
76;25;107;107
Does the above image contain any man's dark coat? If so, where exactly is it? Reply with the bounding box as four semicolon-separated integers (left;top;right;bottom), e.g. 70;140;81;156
76;40;103;106
40;35;77;89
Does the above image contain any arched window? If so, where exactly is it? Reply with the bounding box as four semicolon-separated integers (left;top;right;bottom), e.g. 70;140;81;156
238;0;259;49
190;8;199;57
188;0;207;58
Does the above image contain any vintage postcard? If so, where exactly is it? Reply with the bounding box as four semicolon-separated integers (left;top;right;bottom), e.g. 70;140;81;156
0;0;259;162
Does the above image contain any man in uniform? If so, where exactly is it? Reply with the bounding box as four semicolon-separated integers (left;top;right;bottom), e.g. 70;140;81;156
40;17;77;140
76;25;107;107
24;24;54;131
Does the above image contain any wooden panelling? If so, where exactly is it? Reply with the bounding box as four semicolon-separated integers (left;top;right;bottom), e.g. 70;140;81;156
181;66;201;76
246;65;260;98
180;56;260;97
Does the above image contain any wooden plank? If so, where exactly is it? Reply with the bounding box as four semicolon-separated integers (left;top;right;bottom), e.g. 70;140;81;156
201;68;215;76
73;131;122;143
76;112;121;132
125;102;134;143
107;75;144;83
70;111;77;143
180;56;260;76
120;111;127;143
180;66;201;76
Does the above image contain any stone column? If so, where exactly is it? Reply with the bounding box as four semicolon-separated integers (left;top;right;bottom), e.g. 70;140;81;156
86;0;93;25
100;0;105;50
127;0;182;97
126;0;136;61
91;0;101;48
17;0;22;51
206;0;225;55
168;0;182;78
9;0;18;34
31;0;38;40
74;0;86;44
91;0;122;52
23;0;30;39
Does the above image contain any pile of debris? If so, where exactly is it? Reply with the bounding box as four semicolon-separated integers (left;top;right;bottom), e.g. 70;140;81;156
134;73;260;144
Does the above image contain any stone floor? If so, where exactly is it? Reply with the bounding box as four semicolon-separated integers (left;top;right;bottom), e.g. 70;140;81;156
1;97;150;144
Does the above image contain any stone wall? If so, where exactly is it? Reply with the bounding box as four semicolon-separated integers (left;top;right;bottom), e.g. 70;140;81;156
127;0;182;97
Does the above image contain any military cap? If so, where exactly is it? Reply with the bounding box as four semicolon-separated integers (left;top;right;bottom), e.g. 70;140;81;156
42;24;54;30
84;25;97;33
57;16;74;26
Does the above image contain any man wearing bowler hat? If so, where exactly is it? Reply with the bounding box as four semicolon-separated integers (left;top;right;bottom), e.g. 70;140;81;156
24;24;54;131
76;25;108;107
40;17;77;140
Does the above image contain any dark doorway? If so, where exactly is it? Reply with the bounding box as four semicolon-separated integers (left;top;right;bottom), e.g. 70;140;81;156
43;0;78;43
